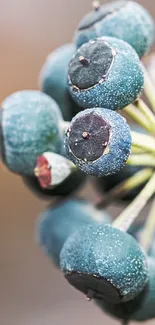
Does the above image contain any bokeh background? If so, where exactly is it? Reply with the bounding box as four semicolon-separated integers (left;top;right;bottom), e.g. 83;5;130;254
0;0;155;324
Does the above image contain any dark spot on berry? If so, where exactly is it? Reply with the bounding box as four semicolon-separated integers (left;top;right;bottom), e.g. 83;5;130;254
69;39;114;89
68;111;110;162
78;1;126;31
79;56;90;66
65;271;121;303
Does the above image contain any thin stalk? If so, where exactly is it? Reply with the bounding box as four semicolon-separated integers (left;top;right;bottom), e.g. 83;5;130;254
142;63;155;113
140;199;155;252
124;104;152;133
127;154;155;167
135;99;155;132
113;172;155;232
97;168;153;209
131;146;146;154
131;131;155;154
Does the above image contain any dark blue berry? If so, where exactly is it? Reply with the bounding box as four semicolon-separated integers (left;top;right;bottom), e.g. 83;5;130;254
60;224;148;302
68;37;144;110
64;108;131;177
75;1;154;58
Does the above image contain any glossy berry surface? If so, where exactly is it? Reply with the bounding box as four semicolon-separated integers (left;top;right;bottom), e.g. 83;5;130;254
1;90;64;175
40;43;81;120
65;108;131;177
36;199;110;266
60;224;148;303
68;37;144;110
22;169;86;199
97;257;155;322
75;0;155;58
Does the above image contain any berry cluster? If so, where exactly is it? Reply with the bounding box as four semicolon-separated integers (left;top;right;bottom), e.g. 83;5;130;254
1;1;155;324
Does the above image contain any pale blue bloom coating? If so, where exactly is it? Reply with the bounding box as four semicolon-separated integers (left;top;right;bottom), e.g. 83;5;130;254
60;224;148;302
40;43;81;120
1;90;64;175
68;37;144;110
64;108;131;177
75;1;155;58
36;199;111;267
97;257;155;322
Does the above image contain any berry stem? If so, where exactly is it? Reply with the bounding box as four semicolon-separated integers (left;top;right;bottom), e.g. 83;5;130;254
135;99;155;132
142;64;155;113
96;168;153;209
140;198;155;252
131;146;146;154
127;154;155;167
124;104;152;133
131;131;155;154
113;172;155;232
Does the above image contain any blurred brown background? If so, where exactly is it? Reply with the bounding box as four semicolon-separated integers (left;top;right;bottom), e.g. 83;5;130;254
0;1;155;324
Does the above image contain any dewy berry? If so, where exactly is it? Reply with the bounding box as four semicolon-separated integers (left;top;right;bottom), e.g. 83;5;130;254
68;37;144;110
65;108;131;177
60;224;148;303
97;257;155;322
75;0;155;58
0;90;64;175
40;43;81;120
36;199;111;266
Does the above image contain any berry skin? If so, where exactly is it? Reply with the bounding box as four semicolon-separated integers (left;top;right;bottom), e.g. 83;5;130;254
1;90;64;175
22;169;85;199
64;108;131;177
40;43;81;120
75;1;155;58
97;125;149;202
97;257;155;322
60;224;148;303
68;37;144;110
36;199;110;266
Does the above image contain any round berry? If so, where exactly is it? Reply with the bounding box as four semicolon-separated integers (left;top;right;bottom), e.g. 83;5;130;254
36;199;110;266
64;108;131;177
68;37;144;110
60;224;148;303
40;43;81;120
97;257;155;322
1;90;64;175
75;1;154;58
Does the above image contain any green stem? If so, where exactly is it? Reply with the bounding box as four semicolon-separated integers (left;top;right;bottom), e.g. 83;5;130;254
140;198;155;252
131;131;155;154
131;146;146;154
112;172;155;232
96;168;153;209
142;63;155;113
127;154;155;167
124;104;152;133
135;99;155;133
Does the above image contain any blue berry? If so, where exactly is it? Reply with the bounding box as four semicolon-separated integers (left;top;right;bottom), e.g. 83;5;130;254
64;108;131;177
68;37;144;110
60;224;148;303
97;257;155;322
75;1;154;58
1;90;64;175
40;43;81;120
36;199;110;266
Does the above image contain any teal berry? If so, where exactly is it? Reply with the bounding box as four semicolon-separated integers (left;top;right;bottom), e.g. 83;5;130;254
40;43;81;120
22;169;85;199
64;108;131;177
75;0;155;58
60;224;148;303
97;257;155;322
36;199;111;266
1;90;64;175
68;37;144;110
